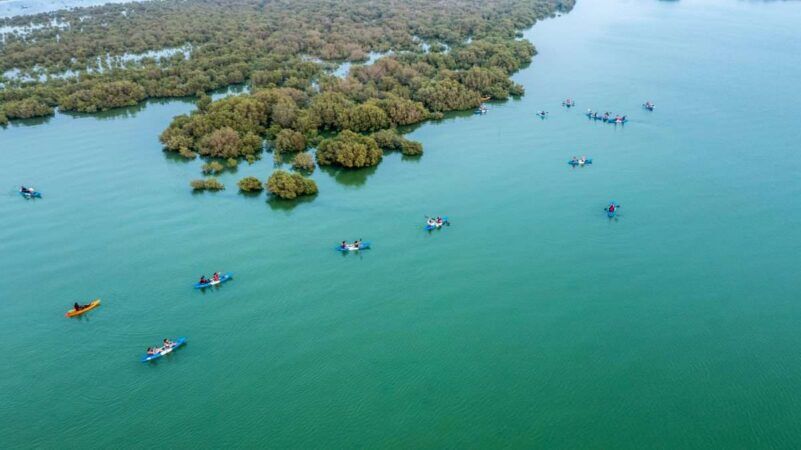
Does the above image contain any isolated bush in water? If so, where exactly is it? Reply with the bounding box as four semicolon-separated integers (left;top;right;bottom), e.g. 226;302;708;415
316;130;382;168
237;176;264;192
202;161;225;174
190;178;225;191
292;152;315;172
266;170;318;199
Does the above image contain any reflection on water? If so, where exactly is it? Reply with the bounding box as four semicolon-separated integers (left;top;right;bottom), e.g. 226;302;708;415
319;164;377;188
266;194;316;212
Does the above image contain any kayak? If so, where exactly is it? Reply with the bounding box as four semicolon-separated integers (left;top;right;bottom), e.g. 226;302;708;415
336;242;371;252
643;103;655;111
19;190;42;198
141;337;187;362
474;109;488;115
193;272;233;289
424;216;449;231
609;118;628;124
568;159;592;166
65;299;101;318
606;201;620;218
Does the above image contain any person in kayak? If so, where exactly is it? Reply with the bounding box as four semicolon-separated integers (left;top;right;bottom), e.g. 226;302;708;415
436;217;443;225
199;275;209;284
608;203;616;213
340;241;348;250
353;239;361;249
163;339;174;348
212;272;220;282
427;218;436;227
73;302;84;311
146;347;158;356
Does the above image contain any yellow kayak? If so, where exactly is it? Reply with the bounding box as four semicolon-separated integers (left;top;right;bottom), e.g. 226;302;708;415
65;299;101;318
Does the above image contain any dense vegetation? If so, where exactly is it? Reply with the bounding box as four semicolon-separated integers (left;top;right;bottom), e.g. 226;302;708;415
0;0;573;198
0;0;573;120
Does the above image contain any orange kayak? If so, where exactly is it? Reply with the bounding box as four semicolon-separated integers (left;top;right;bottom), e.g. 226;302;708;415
65;299;101;318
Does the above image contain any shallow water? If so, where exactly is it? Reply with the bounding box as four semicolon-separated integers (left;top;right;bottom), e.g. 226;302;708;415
2;0;801;447
0;0;138;19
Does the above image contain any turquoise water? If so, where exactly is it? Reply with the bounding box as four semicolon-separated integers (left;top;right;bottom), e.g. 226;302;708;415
3;0;801;447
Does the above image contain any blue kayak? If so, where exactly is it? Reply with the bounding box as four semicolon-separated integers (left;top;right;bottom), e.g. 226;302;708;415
425;216;449;231
568;159;592;166
141;337;187;362
336;241;371;252
193;272;233;289
19;190;41;198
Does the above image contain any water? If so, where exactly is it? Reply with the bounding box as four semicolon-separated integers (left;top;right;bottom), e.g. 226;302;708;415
2;0;801;447
0;0;141;19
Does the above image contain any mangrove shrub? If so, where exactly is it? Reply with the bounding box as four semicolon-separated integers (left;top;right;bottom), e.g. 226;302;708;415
190;178;225;191
316;130;382;168
292;152;315;172
266;170;318;199
237;176;264;192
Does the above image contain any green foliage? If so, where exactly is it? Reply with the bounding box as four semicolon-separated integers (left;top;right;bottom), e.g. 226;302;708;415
274;129;307;153
196;93;212;112
202;161;225;174
0;0;571;123
190;178;225;191
339;103;390;132
237;176;264;192
59;81;146;112
226;157;238;168
266;170;318;199
370;129;424;156
3;98;54;119
415;79;482;112
292;152;316;172
196;127;262;159
316;130;382;168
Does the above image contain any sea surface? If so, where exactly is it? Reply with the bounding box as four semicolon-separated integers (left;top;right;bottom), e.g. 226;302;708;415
2;0;801;447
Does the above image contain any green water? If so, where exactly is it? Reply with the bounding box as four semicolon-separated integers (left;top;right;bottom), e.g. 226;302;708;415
3;0;801;447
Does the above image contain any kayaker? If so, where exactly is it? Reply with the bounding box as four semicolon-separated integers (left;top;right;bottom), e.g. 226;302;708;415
340;241;347;250
212;272;220;282
608;203;616;213
436;217;443;225
353;239;361;249
199;275;209;284
146;347;157;356
73;302;83;311
427;218;436;227
163;338;174;348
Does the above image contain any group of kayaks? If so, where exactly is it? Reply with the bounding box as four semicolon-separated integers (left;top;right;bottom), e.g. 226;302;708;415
65;271;234;362
585;111;628;124
336;216;450;252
